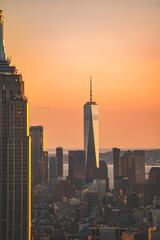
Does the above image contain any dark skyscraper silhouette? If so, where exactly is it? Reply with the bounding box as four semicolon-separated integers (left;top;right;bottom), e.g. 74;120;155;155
113;148;121;201
56;147;63;178
48;156;57;185
69;150;86;189
0;10;31;240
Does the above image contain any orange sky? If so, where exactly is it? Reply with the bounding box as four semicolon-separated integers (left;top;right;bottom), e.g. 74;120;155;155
1;0;160;149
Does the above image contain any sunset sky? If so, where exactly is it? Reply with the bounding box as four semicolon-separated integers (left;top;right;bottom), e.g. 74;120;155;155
1;0;160;149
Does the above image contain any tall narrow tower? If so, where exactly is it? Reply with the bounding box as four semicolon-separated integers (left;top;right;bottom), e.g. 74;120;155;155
29;126;44;185
84;77;99;183
0;10;31;240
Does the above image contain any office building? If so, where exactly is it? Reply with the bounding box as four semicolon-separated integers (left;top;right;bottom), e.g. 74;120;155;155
69;150;86;189
41;150;48;184
113;148;120;200
149;167;160;198
113;148;120;178
119;150;145;185
133;150;145;184
56;147;63;178
84;77;99;183
48;156;57;185
0;10;31;239
29;126;44;185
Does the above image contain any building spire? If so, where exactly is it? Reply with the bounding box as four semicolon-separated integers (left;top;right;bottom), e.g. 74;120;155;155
0;10;7;61
90;75;92;103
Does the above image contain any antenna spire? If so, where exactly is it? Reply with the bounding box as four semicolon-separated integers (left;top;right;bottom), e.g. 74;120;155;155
0;10;7;61
90;75;92;103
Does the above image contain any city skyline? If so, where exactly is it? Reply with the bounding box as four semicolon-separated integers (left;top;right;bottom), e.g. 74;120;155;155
1;1;160;149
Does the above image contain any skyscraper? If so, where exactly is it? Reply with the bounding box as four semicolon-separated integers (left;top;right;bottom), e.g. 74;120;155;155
69;150;86;189
48;156;57;185
29;126;44;185
133;150;145;184
41;150;48;184
56;147;63;178
113;148;121;201
113;148;120;178
84;77;99;183
0;10;31;240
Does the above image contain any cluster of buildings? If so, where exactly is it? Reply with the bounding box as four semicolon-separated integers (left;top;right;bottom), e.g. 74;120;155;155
1;9;160;240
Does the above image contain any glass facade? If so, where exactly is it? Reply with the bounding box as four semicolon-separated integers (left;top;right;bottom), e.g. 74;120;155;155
84;103;99;183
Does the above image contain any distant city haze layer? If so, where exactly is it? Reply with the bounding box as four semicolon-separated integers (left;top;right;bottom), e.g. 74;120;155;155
1;1;160;148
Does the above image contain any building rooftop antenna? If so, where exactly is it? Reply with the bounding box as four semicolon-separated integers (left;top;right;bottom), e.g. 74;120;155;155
90;75;92;103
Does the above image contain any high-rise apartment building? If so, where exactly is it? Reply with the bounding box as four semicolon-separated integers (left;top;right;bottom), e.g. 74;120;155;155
69;150;86;189
29;126;44;185
84;77;99;183
0;10;31;240
56;147;63;178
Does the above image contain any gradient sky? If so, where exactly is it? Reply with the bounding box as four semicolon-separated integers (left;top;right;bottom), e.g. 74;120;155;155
1;0;160;149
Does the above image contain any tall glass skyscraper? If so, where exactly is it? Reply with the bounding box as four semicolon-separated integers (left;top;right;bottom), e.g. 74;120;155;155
84;77;99;183
0;10;31;240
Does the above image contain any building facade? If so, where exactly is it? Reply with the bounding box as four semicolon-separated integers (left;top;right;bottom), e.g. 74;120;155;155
69;150;86;189
0;10;31;240
48;156;57;185
29;126;44;185
84;78;99;183
56;147;63;178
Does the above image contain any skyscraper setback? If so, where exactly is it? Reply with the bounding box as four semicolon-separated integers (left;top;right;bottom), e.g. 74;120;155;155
84;77;99;183
0;10;31;240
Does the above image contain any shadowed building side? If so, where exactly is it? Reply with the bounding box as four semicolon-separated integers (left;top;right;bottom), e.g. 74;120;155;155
56;147;63;178
29;126;44;185
69;150;86;189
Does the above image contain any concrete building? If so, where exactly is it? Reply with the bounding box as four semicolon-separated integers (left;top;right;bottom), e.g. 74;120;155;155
84;77;99;183
0;10;31;240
